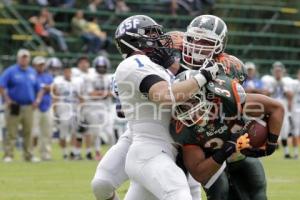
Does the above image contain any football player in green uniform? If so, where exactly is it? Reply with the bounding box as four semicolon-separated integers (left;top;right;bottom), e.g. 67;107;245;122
169;15;285;200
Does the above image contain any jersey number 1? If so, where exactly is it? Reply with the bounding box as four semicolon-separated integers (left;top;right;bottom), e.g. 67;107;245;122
135;58;144;68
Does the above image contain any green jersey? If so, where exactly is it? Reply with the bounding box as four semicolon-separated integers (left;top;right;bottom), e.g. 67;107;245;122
170;75;246;161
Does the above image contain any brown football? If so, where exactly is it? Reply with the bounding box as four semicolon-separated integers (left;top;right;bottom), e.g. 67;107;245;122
244;119;268;148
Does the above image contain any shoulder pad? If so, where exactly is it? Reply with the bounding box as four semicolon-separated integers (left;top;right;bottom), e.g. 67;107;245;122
215;53;247;84
206;75;245;116
205;75;233;99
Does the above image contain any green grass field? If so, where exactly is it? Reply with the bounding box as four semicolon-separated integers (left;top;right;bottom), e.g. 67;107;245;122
0;144;300;200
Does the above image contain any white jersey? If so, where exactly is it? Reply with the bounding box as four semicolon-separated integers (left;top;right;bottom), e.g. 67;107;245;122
263;76;292;110
53;76;83;118
86;72;113;105
71;68;82;78
115;55;174;144
261;75;275;92
53;76;83;103
72;68;95;98
71;67;96;78
291;79;300;110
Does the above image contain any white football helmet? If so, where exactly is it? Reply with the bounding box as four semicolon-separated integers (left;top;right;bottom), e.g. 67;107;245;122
182;15;228;67
173;70;213;127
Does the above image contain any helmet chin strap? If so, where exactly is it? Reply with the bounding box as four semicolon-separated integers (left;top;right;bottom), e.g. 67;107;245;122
120;39;141;58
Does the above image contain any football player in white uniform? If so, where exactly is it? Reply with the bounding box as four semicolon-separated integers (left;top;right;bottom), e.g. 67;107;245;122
113;15;218;200
262;62;293;158
72;56;95;160
92;71;201;200
290;69;300;159
52;65;83;159
85;56;114;160
91;15;218;200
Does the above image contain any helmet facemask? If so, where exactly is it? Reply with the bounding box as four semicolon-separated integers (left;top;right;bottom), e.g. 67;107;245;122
119;25;172;57
183;27;224;68
173;88;213;127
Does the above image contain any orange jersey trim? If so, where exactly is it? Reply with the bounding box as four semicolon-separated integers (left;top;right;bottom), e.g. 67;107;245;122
231;80;242;113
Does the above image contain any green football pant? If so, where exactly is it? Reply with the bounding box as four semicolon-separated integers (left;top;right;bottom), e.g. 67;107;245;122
205;157;267;200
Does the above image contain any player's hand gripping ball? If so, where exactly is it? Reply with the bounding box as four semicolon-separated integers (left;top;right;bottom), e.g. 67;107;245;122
236;133;250;151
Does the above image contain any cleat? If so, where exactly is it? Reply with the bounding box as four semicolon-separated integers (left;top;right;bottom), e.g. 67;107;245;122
31;156;41;163
284;154;292;159
86;152;94;160
63;154;68;160
69;152;75;160
3;156;13;163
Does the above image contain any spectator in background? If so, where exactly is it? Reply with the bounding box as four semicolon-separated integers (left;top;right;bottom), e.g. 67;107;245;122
88;0;129;13
114;0;130;13
30;8;68;52
86;17;110;52
47;0;61;6
243;62;267;95
47;0;74;7
170;0;178;15
71;10;101;53
88;0;103;12
31;56;54;161
0;49;43;162
167;0;214;16
3;0;13;5
37;0;48;6
62;0;76;8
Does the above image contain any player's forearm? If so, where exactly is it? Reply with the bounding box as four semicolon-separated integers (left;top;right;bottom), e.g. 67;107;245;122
245;88;266;95
172;78;203;101
187;158;222;185
182;145;223;185
148;78;202;103
43;85;51;92
35;89;44;104
1;88;12;104
267;101;284;136
246;94;284;136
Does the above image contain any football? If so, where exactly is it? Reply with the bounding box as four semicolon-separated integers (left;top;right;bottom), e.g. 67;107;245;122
244;119;268;148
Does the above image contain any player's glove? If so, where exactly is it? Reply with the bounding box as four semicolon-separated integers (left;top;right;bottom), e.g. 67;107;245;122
147;48;176;69
200;59;219;82
212;132;250;165
193;59;221;88
241;132;278;157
